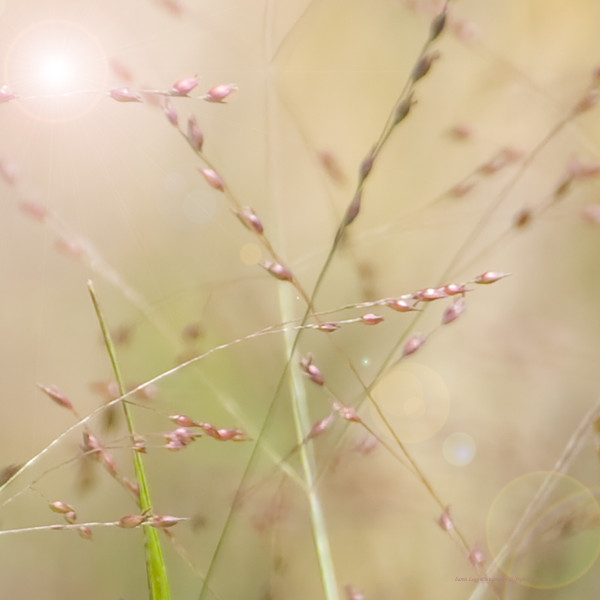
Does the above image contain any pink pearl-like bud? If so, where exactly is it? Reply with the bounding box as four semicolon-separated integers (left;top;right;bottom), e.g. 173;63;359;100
261;261;294;282
78;526;93;541
362;313;384;325
474;271;509;284
0;85;16;103
333;402;360;422
386;298;418;312
38;384;74;411
308;414;334;439
171;75;199;96
187;115;204;152
169;414;199;427
163;100;178;126
403;334;426;357
118;513;148;528
108;88;142;103
206;83;238;102
150;515;181;528
49;500;76;514
442;298;466;325
233;206;264;234
198;167;225;191
437;507;454;531
318;322;341;332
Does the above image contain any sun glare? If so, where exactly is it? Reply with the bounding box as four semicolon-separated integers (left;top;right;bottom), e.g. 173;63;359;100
4;19;107;120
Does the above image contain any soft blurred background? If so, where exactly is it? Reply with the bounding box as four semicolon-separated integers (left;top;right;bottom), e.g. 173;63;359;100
1;0;600;598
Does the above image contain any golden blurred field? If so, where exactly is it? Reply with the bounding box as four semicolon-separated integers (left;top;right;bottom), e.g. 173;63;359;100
1;1;600;598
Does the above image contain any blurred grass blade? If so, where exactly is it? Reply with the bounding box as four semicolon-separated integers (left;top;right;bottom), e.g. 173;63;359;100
88;280;171;600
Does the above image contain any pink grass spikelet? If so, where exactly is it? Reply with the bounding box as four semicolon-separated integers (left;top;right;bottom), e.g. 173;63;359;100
437;507;454;531
412;50;441;82
318;322;341;332
300;355;325;386
0;160;18;184
468;545;485;567
49;500;76;515
344;192;362;226
362;313;384;325
414;287;447;302
150;515;180;528
171;75;199;96
442;297;466;325
0;85;16;103
108;87;142;103
261;261;294;282
233;206;264;234
386;298;418;312
100;451;117;475
403;334;426;357
308;414;335;439
198;167;225;191
333;402;361;422
206;83;238;102
38;384;74;412
163;100;178;126
118;513;148;529
444;283;468;296
344;584;365;600
169;414;200;428
19;201;47;221
77;526;93;541
474;271;509;284
64;511;77;524
187;115;204;152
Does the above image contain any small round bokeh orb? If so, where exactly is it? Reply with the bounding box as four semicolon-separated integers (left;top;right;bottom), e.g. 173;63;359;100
370;362;450;444
442;432;476;466
487;472;600;590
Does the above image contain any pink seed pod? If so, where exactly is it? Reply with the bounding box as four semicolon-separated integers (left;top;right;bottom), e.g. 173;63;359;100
206;83;238;102
333;402;360;422
318;322;341;333
0;85;16;103
261;261;294;282
64;511;77;524
414;287;447;302
108;87;142;103
233;206;264;234
468;545;485;567
215;428;251;442
299;355;325;386
123;477;140;497
133;434;147;453
171;75;199;96
81;432;102;454
450;180;476;197
0;160;18;184
163;100;178;126
344;192;362;226
403;334;426;357
187;115;204;152
567;156;600;180
37;384;74;411
19;200;47;221
308;414;335;439
386;298;417;312
451;19;481;43
393;92;415;125
582;204;600;225
442;297;466;325
437;507;454;531
169;414;199;428
101;451;117;475
150;515;180;529
118;513;148;529
574;89;599;114
362;313;384;325
449;124;473;141
165;427;198;449
429;8;447;41
344;585;365;600
55;237;86;259
412;50;441;82
49;500;76;515
77;526;93;541
474;271;509;284
444;283;468;296
198;167;225;191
